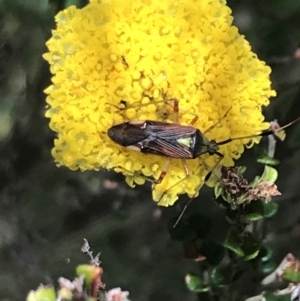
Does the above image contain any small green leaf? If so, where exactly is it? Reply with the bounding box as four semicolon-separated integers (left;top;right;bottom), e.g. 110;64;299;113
211;266;231;287
213;196;231;209
76;265;103;287
201;240;225;266
224;228;244;257
245;201;264;222
264;291;291;301
249;175;260;187
214;183;223;199
235;195;248;205
242;232;261;261
188;213;213;239
237;166;247;175
282;269;300;282
245;212;264;222
26;286;56;301
261;261;277;274
58;287;72;300
260;166;278;183
263;202;279;218
258;245;273;262
257;156;280;166
185;274;211;292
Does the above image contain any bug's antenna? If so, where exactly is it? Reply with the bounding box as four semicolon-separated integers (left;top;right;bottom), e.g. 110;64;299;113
173;199;192;228
217;116;300;146
173;170;214;228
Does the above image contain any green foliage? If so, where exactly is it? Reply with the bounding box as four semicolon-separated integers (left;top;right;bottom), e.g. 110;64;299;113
263;202;279;218
245;201;264;222
260;166;278;183
282;269;300;282
211;266;231;287
224;228;245;257
184;163;299;299
27;256;129;301
263;291;290;301
26;286;56;301
185;274;211;293
257;156;280;166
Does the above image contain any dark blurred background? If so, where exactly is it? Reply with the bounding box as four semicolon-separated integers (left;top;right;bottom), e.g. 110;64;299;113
0;0;300;300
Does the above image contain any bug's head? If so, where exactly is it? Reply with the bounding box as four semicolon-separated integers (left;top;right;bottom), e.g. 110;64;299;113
207;139;219;155
107;123;130;146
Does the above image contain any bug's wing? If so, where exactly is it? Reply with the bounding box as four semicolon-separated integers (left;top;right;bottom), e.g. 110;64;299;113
146;122;197;139
142;138;194;159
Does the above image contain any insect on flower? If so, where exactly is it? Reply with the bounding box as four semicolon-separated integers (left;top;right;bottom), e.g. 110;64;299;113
107;98;300;224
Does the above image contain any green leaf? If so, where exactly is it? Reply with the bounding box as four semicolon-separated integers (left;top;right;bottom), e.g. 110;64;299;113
249;175;260;187
201;240;225;266
26;286;56;301
242;232;261;261
245;201;264;222
263;202;279;218
214;183;223;199
245;212;264;222
257;156;280;166
260;166;278;183
258;245;273;262
214;196;231;209
185;274;211;292
261;261;277;274
211;266;231;287
264;291;291;301
76;265;103;287
168;218;197;242
237;166;247;175
282;269;300;282
188;213;213;239
235;195;248;205
58;287;72;300
224;228;244;257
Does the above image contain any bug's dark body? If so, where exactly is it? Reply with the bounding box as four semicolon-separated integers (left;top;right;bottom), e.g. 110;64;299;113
107;120;217;159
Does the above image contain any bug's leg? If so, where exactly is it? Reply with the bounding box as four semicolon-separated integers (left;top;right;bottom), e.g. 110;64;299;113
105;100;129;122
153;99;199;200
173;153;224;227
170;109;231;224
154;95;203;201
152;158;172;188
203;108;231;135
166;96;199;126
155;99;205;202
172;97;179;123
156;159;190;203
114;166;156;184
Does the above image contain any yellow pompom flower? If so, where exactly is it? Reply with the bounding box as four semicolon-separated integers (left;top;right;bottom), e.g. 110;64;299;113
43;0;275;206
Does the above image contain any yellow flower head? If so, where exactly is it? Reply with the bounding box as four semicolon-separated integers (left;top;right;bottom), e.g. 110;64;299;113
43;0;275;206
